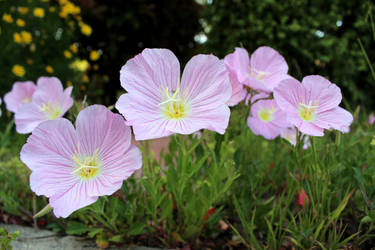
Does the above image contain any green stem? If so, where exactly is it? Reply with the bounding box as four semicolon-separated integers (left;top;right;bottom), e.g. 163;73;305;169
310;136;318;167
186;130;206;155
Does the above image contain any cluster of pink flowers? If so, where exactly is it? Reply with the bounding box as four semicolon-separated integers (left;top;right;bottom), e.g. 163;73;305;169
4;77;73;134
1;46;354;218
3;78;143;218
225;46;353;144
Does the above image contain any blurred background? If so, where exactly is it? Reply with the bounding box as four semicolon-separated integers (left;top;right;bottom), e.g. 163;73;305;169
0;0;374;108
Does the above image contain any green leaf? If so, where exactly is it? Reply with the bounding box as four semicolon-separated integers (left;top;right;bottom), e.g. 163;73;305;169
66;222;90;235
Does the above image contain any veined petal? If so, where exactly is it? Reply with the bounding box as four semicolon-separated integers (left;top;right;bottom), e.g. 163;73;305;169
90;145;142;196
224;47;251;84
315;107;353;132
20;119;78;197
49;182;98;218
120;48;180;103
75;105;132;157
302;75;342;112
20;118;78;171
227;72;247;106
274;77;303;113
181;54;231;104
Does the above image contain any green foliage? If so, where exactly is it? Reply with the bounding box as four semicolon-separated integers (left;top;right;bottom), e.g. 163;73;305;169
77;0;202;104
202;0;375;108
0;227;19;250
1;105;375;248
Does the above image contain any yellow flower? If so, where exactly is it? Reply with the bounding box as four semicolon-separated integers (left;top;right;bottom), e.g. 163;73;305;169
69;44;78;53
12;65;25;77
66;80;73;87
21;31;32;44
59;2;80;18
89;50;100;61
64;50;72;59
18;7;29;14
79;22;92;36
45;65;54;73
58;0;69;5
16;19;25;27
82;74;89;83
33;8;45;18
70;59;89;72
2;14;13;23
13;33;22;44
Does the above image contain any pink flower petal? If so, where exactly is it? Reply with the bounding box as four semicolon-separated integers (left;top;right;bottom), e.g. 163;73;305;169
226;72;247;106
166;103;231;135
224;47;251;84
247;116;281;139
49;182;98;218
302;75;342;112
315;107;353;132
14;77;73;134
116;94;172;140
181;54;231;103
274;77;303;113
75;105;131;156
247;99;289;139
20;118;78;170
250;46;288;75
90;145;142;196
4;81;36;113
20;119;78;197
15;103;47;134
120;48;180;104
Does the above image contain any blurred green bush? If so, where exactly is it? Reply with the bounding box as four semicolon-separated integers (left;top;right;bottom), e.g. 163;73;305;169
202;0;375;108
76;0;203;105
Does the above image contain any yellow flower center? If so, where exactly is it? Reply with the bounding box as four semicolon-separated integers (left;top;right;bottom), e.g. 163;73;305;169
72;149;100;180
258;108;275;122
159;82;190;120
22;97;32;103
40;102;61;119
298;101;318;122
250;67;269;81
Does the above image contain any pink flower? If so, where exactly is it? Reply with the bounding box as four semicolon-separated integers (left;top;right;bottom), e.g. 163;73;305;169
247;99;289;140
225;47;290;93
274;75;353;136
369;114;375;125
15;77;73;134
115;48;232;140
226;72;247;106
280;127;310;150
20;105;142;218
4;81;36;113
297;188;310;209
0;98;2;117
224;55;247;106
